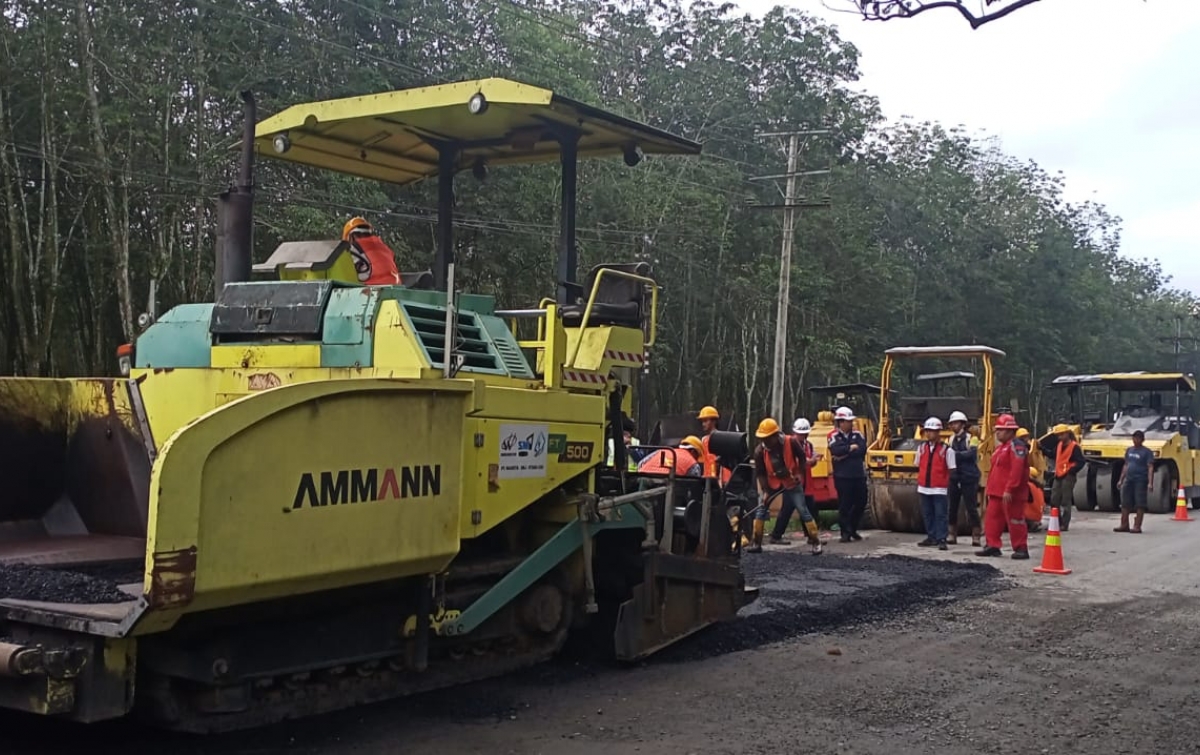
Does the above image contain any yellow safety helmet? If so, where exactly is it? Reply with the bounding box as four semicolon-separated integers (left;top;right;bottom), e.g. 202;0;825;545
697;406;720;420
678;435;705;459
1052;423;1071;434
1016;427;1030;439
342;216;372;240
1029;465;1042;482
755;418;780;439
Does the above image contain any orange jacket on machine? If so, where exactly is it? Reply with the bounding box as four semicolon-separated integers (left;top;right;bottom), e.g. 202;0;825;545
637;441;702;478
343;217;401;286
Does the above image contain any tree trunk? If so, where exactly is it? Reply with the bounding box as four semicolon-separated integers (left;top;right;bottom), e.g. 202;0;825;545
76;0;134;342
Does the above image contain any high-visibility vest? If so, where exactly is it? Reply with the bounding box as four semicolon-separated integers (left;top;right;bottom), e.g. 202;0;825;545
918;442;951;489
701;434;732;483
349;234;401;285
1055;440;1078;479
637;448;697;477
1026;481;1046;521
761;436;804;491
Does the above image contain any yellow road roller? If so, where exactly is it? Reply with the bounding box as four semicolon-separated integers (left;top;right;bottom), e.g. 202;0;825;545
0;79;756;731
866;345;1004;532
1043;372;1200;514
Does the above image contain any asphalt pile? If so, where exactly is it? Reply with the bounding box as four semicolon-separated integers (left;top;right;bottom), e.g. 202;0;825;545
0;563;138;604
656;552;1007;662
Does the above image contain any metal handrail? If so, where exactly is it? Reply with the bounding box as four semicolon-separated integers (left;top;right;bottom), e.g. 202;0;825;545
630;444;682;553
564;268;659;370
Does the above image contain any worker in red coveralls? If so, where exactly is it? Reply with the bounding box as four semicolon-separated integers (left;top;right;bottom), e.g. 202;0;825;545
976;413;1030;560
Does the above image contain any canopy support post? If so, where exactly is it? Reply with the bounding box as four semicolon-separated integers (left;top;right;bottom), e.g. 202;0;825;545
556;133;580;307
434;145;458;292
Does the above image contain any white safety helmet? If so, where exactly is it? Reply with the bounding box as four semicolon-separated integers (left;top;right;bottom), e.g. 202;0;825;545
834;406;856;422
792;418;812;434
923;417;944;431
948;410;969;424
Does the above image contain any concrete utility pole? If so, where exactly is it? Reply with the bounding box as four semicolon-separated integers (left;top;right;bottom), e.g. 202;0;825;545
750;130;832;422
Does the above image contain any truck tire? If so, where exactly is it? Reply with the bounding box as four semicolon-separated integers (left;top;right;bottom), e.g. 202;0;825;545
1147;466;1175;515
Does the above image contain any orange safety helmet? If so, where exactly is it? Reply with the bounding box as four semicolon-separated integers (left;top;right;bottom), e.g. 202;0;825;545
755;418;781;439
342;216;373;241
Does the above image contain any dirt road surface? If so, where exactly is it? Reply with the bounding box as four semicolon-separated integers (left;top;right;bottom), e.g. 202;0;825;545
4;509;1199;754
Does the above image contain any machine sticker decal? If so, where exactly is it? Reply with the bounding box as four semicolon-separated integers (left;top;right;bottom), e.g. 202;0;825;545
498;423;548;479
247;372;282;391
559;441;594;463
547;434;567;455
290;465;442;510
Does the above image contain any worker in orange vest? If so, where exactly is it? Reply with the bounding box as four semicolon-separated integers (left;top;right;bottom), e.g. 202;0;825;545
751;418;822;555
342;217;401;285
977;413;1030;560
767;418;822;545
697;405;732;484
1050;423;1085;532
636;436;704;478
1026;466;1046;532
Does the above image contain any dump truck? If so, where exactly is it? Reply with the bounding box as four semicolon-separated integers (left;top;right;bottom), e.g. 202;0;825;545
0;79;757;731
1042;372;1200;514
866;346;1006;533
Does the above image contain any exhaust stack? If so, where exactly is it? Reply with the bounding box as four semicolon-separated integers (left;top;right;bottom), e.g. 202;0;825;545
215;91;257;299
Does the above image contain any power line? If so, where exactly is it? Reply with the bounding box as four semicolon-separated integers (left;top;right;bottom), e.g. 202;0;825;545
749;130;833;420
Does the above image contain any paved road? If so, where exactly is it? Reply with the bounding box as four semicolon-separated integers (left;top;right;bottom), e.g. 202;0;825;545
3;508;1198;754
863;508;1200;601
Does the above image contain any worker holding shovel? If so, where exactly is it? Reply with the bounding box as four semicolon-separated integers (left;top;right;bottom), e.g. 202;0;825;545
751;418;823;555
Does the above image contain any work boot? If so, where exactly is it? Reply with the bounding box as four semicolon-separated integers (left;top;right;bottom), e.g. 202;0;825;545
917;538;935;547
975;546;1002;557
937;540;948;551
810;540;824;556
971;527;982;547
747;520;765;553
803;519;820;541
1132;510;1144;534
767;535;794;546
1114;511;1131;533
1011;548;1030;560
849;532;863;542
946;525;958;545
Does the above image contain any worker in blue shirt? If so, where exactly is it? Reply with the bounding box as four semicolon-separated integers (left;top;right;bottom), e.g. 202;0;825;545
1115;429;1154;533
827;406;869;542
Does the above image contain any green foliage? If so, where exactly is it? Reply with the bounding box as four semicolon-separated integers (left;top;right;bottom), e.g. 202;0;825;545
1;0;1196;430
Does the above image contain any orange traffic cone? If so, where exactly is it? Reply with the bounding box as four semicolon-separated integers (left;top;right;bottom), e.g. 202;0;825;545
1034;507;1072;575
1172;487;1192;522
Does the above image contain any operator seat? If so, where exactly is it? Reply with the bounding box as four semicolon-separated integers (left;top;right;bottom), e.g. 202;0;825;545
399;270;435;290
560;262;651;329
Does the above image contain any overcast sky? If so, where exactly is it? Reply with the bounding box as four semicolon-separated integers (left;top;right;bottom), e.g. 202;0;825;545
735;0;1199;293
